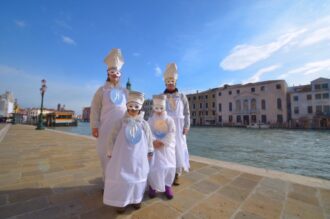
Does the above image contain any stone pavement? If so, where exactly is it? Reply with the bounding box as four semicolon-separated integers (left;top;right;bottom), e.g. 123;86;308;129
0;125;329;219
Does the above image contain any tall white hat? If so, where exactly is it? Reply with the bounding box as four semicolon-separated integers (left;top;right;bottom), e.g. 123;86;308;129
127;91;145;106
104;48;124;70
152;95;166;108
163;63;178;81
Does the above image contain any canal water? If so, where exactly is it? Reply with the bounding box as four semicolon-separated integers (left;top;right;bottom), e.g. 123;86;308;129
53;122;330;180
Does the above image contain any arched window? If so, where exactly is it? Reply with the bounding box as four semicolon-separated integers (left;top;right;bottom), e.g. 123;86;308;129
243;99;249;111
251;98;256;111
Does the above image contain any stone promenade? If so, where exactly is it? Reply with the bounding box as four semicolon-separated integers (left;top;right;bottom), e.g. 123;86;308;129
0;124;329;219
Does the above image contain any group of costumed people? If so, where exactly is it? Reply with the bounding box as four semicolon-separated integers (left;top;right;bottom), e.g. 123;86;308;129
90;48;190;213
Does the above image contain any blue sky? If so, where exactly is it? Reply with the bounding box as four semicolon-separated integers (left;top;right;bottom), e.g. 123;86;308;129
1;0;330;114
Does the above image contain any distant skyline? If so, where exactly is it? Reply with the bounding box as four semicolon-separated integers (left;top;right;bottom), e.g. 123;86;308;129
1;0;330;114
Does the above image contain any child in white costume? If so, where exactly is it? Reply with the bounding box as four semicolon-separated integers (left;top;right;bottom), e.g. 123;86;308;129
103;91;154;213
163;63;190;185
148;95;176;199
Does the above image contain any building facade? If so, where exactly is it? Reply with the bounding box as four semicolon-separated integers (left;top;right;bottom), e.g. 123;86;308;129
142;99;153;120
82;107;91;122
289;77;330;128
0;91;15;118
187;80;289;127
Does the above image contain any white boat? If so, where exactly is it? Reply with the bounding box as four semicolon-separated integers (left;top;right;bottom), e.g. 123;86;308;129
247;123;270;129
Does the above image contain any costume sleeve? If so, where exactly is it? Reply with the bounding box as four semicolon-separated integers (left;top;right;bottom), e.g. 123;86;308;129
161;117;176;147
143;121;154;154
181;93;191;129
90;86;103;129
107;120;122;156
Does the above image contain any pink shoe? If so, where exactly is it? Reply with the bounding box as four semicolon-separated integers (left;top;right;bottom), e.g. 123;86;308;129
165;186;173;199
148;186;156;198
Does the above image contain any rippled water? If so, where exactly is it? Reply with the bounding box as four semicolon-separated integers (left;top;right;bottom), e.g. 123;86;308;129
54;122;330;180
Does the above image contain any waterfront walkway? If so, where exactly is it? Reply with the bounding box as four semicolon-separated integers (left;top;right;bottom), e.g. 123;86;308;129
0;125;329;219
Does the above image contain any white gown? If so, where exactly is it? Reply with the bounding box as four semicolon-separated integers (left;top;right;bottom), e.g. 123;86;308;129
166;93;190;172
148;112;176;191
103;112;154;207
91;82;127;179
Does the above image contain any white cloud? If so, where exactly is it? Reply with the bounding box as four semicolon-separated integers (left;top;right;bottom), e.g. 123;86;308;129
154;65;162;77
300;26;330;47
14;20;26;28
61;35;76;45
220;29;306;71
133;52;141;57
243;64;281;84
54;19;72;30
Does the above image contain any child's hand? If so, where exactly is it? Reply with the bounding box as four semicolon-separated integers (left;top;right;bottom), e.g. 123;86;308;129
153;140;163;149
183;128;189;135
106;152;112;158
92;128;99;138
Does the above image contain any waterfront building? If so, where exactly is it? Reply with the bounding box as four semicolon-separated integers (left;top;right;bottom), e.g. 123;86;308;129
289;77;330;128
26;108;55;125
142;99;153;120
187;80;288;127
45;110;77;127
82;107;91;122
0;91;15;119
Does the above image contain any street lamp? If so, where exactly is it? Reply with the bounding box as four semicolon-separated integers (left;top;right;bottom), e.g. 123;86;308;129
36;79;47;130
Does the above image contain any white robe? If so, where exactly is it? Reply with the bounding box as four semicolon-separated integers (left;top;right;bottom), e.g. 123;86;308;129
90;82;127;179
103;112;154;207
166;93;190;173
148;112;176;191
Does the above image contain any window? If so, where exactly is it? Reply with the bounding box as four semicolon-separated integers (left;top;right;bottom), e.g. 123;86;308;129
260;86;265;91
251;99;256;111
315;93;322;99
236;89;240;94
229;102;232;111
205;103;208;109
251;115;257;123
205;95;208;99
229;91;232;95
188;97;191;101
218;116;222;122
261;115;267;123
205;111;208;116
307;94;312;100
308;106;313;114
229;115;233;122
218;103;222;112
212;94;215;98
236;100;241;112
237;115;241;123
193;104;196;109
198;96;202;100
277;115;283;123
212;102;215;108
276;84;281;89
324;105;330;113
322;83;329;89
323;93;329;99
218;92;222;96
294;107;299;114
261;99;266;110
293;96;299;101
316;105;322;113
251;87;255;92
193;96;196;100
314;84;321;90
200;103;203;109
243;99;249;111
199;111;203;116
277;98;282;110
212;110;215;115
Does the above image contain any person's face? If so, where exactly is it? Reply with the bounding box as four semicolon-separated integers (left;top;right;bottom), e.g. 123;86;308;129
127;102;141;117
153;105;165;116
107;68;121;83
165;78;176;91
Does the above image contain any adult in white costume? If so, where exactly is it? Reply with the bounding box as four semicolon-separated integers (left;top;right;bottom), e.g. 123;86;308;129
163;63;190;185
103;91;154;213
90;48;128;181
148;94;176;199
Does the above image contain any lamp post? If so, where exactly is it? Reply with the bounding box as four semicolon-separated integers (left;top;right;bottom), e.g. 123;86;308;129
36;79;47;130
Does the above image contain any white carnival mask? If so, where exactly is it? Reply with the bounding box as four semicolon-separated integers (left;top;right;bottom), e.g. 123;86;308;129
108;68;121;77
127;102;142;111
165;78;176;85
153;105;165;113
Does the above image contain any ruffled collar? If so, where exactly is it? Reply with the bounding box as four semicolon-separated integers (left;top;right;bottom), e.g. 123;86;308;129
152;111;167;120
104;81;121;89
123;111;145;123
